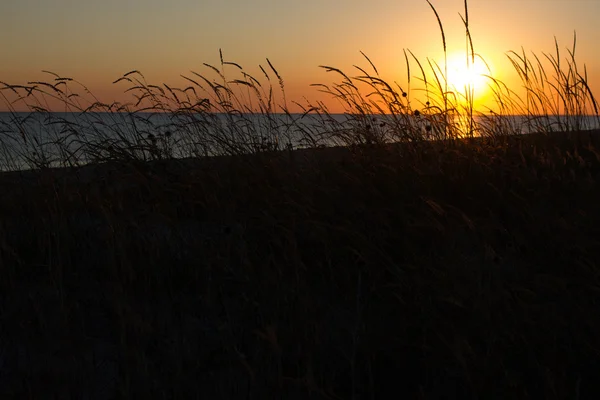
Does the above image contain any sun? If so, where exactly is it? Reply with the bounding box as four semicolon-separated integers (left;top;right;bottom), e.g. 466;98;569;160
445;53;490;100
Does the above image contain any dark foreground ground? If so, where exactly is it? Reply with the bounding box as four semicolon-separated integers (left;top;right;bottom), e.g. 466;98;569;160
1;130;600;399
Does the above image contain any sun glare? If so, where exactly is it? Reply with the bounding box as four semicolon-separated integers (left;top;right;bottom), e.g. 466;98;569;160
445;53;490;102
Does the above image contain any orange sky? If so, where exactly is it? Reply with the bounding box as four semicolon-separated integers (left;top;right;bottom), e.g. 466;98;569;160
2;0;599;114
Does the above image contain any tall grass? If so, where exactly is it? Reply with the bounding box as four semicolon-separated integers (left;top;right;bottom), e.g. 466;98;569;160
0;0;598;171
2;2;600;398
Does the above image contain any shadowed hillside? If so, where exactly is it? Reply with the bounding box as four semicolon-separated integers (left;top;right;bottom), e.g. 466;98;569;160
1;130;600;398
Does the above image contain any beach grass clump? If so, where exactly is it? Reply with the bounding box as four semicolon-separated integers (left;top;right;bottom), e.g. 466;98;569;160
0;50;333;170
474;33;600;136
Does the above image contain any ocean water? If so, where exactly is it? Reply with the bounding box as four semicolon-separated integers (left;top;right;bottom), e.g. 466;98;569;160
0;111;599;171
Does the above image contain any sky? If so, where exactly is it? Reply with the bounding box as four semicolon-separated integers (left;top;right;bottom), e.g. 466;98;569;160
1;0;599;113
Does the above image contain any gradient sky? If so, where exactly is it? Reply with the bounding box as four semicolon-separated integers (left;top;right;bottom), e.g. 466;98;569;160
2;0;599;112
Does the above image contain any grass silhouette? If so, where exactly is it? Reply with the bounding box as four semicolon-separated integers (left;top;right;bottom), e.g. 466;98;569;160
0;1;600;398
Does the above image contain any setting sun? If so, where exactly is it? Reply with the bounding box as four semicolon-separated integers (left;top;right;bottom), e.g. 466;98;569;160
445;52;490;101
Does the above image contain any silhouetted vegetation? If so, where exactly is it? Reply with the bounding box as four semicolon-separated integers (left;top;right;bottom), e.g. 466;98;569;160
1;1;599;398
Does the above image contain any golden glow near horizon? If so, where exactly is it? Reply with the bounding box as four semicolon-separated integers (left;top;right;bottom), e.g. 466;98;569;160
1;0;599;114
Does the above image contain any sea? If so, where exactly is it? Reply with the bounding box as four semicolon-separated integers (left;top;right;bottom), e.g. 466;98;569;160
1;112;599;171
